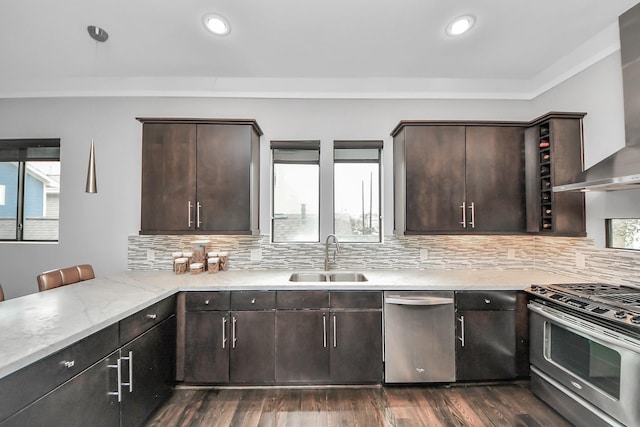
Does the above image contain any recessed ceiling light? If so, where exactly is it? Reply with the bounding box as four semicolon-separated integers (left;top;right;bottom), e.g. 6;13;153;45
203;14;231;36
446;15;475;36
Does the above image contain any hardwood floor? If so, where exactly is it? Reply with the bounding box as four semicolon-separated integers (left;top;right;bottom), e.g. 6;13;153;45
144;383;573;427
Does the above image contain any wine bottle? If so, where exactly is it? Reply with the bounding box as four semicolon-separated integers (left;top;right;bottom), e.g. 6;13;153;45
539;140;550;148
542;222;552;229
541;166;550;175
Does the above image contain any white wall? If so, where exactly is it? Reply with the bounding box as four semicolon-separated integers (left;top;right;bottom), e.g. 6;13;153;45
532;51;640;246
2;51;638;299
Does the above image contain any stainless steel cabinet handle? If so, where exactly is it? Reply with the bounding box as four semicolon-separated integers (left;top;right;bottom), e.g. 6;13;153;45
333;314;337;348
385;296;454;306
107;359;122;402
188;201;193;228
468;202;475;229
323;314;327;348
196;201;202;228
120;351;133;393
460;202;467;228
222;316;227;349
232;317;237;349
60;360;75;368
458;315;465;347
146;313;157;320
204;299;210;305
484;299;491;304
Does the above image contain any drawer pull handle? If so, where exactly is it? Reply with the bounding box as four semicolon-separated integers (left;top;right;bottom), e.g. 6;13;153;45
61;360;75;368
251;298;256;304
204;299;210;305
571;381;583;390
484;299;491;304
120;351;133;393
146;313;158;320
107;359;122;402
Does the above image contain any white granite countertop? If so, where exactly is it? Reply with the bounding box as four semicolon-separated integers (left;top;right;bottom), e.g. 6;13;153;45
0;269;584;379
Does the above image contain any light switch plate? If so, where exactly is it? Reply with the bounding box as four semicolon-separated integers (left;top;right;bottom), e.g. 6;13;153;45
250;248;262;262
146;249;155;261
575;252;585;268
419;248;429;261
507;248;516;260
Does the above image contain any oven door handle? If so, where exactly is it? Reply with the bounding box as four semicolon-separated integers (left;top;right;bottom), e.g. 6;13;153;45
528;302;640;353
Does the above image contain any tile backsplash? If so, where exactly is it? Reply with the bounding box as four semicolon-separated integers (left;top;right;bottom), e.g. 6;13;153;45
128;234;640;287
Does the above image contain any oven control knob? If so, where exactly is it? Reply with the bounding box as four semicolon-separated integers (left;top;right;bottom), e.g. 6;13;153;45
538;288;547;294
614;310;627;319
531;285;539;292
631;316;640;324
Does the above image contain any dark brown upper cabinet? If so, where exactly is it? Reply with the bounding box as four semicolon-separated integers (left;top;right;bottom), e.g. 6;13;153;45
524;113;586;236
137;118;262;234
393;122;526;234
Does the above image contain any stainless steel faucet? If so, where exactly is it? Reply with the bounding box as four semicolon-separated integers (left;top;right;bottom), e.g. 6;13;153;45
324;234;341;271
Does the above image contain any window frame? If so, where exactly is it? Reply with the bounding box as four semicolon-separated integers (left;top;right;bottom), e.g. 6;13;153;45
0;138;60;242
605;218;640;251
270;140;321;243
333;140;383;243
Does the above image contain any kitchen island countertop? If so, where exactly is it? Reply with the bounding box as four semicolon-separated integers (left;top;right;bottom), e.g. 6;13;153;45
0;268;583;379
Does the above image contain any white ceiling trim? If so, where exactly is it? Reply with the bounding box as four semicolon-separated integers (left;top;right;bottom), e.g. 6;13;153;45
0;24;621;101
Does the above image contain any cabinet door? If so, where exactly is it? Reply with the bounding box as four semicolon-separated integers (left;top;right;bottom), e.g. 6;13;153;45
183;311;229;383
465;126;525;232
330;311;382;383
141;123;197;231
120;316;176;427
196;124;253;232
456;310;516;381
0;352;120;427
230;311;275;384
405;126;466;232
275;311;329;383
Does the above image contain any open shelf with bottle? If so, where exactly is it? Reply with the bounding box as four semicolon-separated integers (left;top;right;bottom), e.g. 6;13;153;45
525;112;586;236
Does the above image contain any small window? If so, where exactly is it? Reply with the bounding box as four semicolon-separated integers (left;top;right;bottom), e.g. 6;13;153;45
271;141;320;243
0;139;60;241
606;219;640;250
334;141;382;242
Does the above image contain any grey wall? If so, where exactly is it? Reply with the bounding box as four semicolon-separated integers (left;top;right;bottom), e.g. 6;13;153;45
1;49;638;298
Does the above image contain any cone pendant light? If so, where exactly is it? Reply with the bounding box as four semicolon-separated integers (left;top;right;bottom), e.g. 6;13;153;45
85;139;97;193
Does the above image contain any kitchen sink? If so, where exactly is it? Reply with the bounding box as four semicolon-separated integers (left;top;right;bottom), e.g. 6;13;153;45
288;272;367;282
328;273;368;282
288;273;329;282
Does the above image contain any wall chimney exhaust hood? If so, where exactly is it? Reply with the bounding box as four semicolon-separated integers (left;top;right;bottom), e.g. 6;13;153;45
554;2;640;192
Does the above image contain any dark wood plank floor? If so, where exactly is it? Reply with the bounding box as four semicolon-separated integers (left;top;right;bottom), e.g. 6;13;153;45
144;383;573;427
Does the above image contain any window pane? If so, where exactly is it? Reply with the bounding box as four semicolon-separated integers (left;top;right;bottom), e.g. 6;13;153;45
607;219;640;250
273;163;319;242
334;163;380;242
0;162;19;239
23;161;60;241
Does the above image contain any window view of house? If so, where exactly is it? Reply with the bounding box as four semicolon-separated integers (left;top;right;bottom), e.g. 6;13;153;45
271;141;320;243
334;142;382;242
0;140;60;241
607;218;640;250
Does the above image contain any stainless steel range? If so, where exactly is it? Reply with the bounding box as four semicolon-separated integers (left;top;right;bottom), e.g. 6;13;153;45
526;283;640;427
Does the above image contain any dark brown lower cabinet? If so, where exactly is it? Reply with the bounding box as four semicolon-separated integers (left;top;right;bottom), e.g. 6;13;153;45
275;309;382;384
275;311;329;383
0;352;120;427
183;310;275;384
455;291;517;381
0;315;176;427
120;316;176;427
330;310;382;383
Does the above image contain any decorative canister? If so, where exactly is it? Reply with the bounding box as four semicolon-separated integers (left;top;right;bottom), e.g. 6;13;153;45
191;241;208;264
174;257;188;275
171;252;183;271
208;257;220;273
189;262;204;275
218;251;229;271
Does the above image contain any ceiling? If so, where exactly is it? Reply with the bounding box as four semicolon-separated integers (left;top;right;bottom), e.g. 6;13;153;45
0;0;638;99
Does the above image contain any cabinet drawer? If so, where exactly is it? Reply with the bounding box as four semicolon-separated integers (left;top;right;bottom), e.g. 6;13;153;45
231;291;276;311
276;291;329;309
330;291;382;309
455;291;516;311
120;295;176;345
0;323;118;423
185;291;230;311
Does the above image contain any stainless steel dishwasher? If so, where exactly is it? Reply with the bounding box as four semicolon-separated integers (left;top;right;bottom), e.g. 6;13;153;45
384;291;455;383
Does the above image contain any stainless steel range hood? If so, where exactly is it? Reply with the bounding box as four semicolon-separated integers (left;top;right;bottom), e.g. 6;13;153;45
554;3;640;192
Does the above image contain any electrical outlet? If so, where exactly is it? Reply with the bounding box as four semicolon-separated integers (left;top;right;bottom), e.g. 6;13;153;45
146;249;155;261
420;248;429;261
575;252;585;269
507;248;516;260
